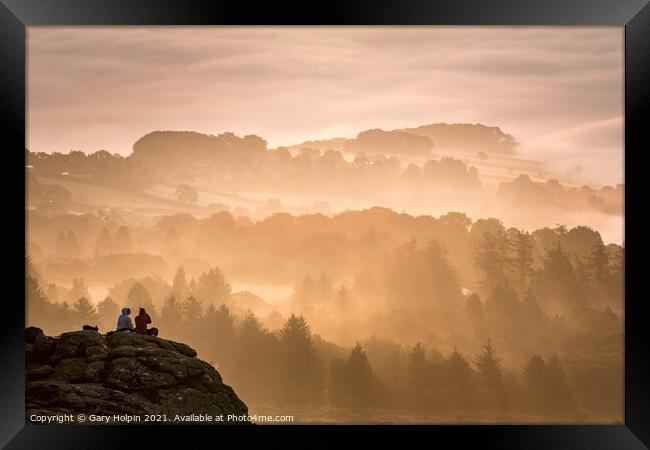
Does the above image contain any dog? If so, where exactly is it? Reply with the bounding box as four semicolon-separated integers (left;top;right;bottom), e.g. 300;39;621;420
82;324;99;332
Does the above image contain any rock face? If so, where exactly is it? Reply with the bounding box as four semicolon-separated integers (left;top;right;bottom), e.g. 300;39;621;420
26;327;249;424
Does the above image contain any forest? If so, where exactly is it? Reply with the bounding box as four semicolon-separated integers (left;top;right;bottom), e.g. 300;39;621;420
26;125;623;226
26;203;623;423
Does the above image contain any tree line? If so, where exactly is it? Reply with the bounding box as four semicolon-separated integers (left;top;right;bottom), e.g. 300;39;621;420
26;267;578;416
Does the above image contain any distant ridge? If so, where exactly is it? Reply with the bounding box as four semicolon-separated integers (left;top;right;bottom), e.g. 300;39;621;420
284;122;518;156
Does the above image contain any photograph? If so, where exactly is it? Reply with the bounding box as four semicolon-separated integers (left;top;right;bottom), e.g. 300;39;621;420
24;26;625;426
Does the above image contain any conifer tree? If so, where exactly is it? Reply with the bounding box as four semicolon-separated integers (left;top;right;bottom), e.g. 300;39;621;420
72;297;99;325
587;240;610;284
280;314;323;405
474;231;510;290
96;296;119;330
474;339;507;410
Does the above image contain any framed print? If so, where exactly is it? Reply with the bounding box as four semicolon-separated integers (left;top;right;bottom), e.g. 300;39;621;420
2;0;649;448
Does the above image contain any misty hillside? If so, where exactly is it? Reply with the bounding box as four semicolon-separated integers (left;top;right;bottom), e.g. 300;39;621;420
25;25;624;426
25;123;623;424
400;123;518;155
26;122;624;423
26;204;624;423
26;123;623;246
287;123;518;157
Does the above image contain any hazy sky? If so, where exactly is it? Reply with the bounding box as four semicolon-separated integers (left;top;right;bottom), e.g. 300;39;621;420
28;27;623;185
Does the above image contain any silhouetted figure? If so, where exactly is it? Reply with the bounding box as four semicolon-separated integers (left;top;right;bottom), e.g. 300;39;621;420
116;307;134;332
135;307;152;335
82;324;98;331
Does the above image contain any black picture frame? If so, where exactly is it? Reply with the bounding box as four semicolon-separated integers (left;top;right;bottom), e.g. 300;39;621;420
2;1;648;448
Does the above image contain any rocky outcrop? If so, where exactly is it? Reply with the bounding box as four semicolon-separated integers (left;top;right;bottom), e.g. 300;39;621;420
26;327;249;424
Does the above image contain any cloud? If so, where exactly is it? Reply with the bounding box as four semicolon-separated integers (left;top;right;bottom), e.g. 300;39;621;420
27;26;623;185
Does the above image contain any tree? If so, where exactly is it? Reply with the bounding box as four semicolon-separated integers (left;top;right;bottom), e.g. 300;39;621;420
127;282;158;322
508;229;535;292
321;149;345;168
161;294;183;336
127;282;152;307
172;266;189;300
611;245;624;275
238;313;268;352
408;342;427;388
402;163;422;188
196;267;232;305
542;244;574;280
161;294;182;322
474;339;506;410
474;231;510;290
524;355;549;411
587;240;610;284
474;340;502;386
354;151;369;166
524;354;575;413
573;259;590;286
72;297;99;325
330;343;374;407
26;273;52;327
553;224;568;235
181;295;203;325
545;354;575;412
234;312;283;403
67;278;91;304
486;285;520;316
265;310;284;330
315;272;334;302
214;304;235;337
279;315;323;405
96;296;119;330
385;239;462;308
175;184;198;204
520;290;544;322
293;275;315;306
446;348;475;409
60;300;75;324
409;342;426;364
535;244;584;308
440;212;472;230
348;344;373;383
188;278;198;298
203;303;236;364
447;348;474;391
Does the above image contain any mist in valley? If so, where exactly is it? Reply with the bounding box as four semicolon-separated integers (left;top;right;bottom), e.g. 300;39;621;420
26;124;623;424
25;26;623;424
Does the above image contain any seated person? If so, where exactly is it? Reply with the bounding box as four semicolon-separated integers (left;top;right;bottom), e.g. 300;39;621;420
135;307;152;335
116;307;134;332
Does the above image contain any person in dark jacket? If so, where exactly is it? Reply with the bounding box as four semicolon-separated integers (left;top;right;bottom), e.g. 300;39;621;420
134;308;152;335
